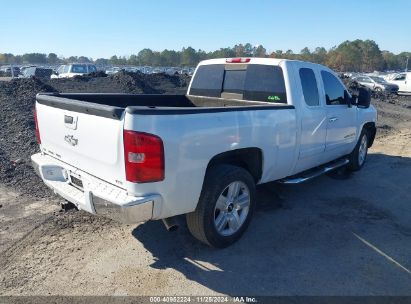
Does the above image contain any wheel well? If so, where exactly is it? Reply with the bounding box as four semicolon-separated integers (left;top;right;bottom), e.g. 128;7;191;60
363;122;376;147
206;148;263;183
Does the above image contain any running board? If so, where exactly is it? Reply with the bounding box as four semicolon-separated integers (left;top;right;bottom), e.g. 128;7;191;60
278;158;349;184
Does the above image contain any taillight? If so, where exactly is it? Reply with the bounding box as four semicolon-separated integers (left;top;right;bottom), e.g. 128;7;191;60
34;108;41;144
226;58;251;63
123;130;164;183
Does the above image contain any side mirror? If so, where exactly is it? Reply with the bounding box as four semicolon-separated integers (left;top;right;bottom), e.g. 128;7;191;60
353;87;371;108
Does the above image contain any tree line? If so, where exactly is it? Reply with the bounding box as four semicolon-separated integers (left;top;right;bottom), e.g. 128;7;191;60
0;39;409;72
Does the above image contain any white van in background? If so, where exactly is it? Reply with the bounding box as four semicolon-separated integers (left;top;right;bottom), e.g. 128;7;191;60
51;64;97;79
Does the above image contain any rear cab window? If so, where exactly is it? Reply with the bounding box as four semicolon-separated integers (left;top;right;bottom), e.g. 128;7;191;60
190;64;287;103
223;70;246;94
299;68;319;106
189;65;224;97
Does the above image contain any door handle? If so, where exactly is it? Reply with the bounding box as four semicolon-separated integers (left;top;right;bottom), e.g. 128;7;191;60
329;117;338;122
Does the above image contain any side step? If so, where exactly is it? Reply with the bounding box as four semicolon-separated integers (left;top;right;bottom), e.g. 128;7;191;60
278;158;349;184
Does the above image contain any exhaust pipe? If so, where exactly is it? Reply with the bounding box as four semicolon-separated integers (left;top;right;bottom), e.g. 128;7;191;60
60;200;78;212
162;217;179;231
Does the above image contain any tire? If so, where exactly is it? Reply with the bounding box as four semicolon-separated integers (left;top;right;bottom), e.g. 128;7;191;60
348;129;369;171
186;165;256;248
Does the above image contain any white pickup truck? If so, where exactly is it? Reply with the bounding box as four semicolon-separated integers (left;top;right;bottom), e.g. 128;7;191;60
385;72;411;94
32;58;377;247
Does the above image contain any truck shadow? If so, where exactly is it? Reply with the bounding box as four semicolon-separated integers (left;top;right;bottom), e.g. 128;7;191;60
131;153;411;296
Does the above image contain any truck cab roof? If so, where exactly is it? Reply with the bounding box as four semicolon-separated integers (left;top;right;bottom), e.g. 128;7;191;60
198;57;330;68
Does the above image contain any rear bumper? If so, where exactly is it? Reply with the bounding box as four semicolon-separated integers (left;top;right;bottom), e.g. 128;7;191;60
31;153;160;224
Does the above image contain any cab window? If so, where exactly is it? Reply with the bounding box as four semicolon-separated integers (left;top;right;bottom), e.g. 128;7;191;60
299;68;319;106
71;64;87;73
189;64;287;103
394;74;406;81
321;71;347;105
243;65;287;103
189;64;224;97
223;70;246;94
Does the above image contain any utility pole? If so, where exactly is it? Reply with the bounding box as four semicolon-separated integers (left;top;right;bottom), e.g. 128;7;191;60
406;56;409;72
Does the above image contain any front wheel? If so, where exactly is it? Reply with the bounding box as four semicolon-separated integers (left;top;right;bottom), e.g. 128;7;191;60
186;165;256;248
348;129;369;171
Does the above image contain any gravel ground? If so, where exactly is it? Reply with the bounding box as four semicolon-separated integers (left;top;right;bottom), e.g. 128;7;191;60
0;75;411;296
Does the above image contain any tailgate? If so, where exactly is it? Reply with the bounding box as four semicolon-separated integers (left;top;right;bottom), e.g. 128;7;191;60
36;101;126;188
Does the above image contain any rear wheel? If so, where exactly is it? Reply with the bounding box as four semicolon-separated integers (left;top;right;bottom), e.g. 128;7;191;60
348;129;369;171
186;165;256;248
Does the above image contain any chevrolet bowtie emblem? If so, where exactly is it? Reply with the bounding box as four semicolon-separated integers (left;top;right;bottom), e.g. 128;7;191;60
64;135;78;146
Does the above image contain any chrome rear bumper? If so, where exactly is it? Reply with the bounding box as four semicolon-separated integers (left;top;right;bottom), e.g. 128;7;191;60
92;194;156;224
31;153;160;224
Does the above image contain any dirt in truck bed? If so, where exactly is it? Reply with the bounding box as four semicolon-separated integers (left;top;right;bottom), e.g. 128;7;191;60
50;71;190;94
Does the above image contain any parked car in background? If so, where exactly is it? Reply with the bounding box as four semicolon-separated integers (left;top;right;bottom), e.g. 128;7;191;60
0;65;20;77
152;67;166;74
105;67;122;75
124;67;140;73
141;66;153;74
165;67;181;76
134;67;145;73
353;75;399;94
179;68;190;75
0;66;8;76
20;65;37;75
19;67;53;79
385;72;411;95
51;64;97;79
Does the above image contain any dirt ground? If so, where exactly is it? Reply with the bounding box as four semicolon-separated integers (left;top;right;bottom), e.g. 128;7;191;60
1;131;411;296
0;76;411;296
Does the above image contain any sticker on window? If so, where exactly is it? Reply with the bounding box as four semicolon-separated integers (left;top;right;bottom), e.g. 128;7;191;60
268;95;281;101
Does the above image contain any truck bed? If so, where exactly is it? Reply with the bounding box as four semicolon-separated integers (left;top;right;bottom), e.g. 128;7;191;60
36;93;294;120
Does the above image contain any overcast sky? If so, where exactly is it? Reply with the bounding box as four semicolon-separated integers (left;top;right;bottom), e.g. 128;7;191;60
1;0;410;58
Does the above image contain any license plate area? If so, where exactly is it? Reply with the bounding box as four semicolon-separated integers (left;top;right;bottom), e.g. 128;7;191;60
69;174;84;191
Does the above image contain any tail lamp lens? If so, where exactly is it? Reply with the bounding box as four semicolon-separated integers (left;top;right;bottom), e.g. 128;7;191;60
123;130;164;183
